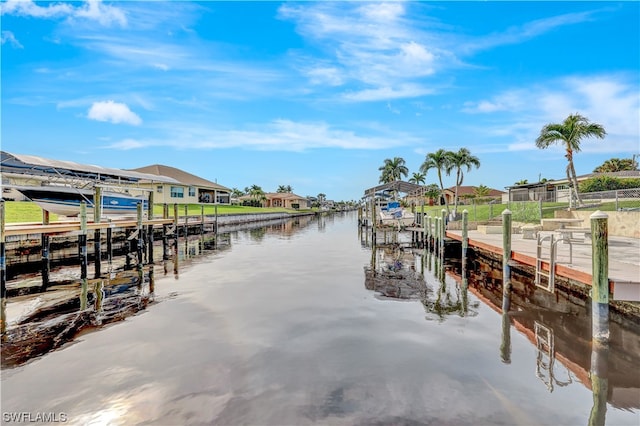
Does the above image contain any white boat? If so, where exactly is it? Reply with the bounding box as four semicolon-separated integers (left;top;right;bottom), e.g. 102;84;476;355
378;201;414;228
14;185;147;218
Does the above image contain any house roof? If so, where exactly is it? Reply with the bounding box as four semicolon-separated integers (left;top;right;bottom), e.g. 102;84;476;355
263;192;307;200
444;185;505;197
505;170;640;189
363;180;425;198
1;151;179;184
130;164;230;192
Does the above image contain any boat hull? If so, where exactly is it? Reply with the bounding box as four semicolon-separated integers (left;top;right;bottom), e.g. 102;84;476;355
14;186;147;217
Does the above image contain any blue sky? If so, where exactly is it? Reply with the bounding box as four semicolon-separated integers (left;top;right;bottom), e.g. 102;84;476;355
2;1;639;201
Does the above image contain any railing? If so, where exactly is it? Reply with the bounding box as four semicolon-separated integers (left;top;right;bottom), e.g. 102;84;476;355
579;187;640;210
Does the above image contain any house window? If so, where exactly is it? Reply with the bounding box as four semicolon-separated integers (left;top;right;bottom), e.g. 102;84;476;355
170;186;184;198
188;187;196;197
156;185;163;193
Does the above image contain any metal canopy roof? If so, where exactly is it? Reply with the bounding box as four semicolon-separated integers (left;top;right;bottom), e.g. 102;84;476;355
363;180;426;198
0;151;179;184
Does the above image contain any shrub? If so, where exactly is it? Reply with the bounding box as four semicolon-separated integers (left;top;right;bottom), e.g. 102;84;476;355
579;177;640;193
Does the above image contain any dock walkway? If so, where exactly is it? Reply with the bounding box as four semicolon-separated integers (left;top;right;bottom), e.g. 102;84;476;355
446;229;640;300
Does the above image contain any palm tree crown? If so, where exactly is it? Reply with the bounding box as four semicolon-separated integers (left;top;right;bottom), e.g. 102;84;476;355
535;113;606;206
378;157;409;184
446;148;481;215
408;172;426;185
420;149;453;211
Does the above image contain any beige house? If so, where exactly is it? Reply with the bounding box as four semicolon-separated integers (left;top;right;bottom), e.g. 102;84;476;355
442;186;505;205
130;164;231;204
239;192;309;209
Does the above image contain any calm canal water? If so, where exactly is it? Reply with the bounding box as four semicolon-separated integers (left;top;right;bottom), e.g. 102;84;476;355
1;212;639;425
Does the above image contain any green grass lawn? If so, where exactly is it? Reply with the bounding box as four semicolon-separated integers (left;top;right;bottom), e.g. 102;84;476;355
2;201;315;224
410;199;638;223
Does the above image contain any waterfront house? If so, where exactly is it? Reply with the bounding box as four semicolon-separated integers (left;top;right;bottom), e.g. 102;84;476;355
130;164;231;204
238;192;309;209
505;171;640;202
442;186;505;205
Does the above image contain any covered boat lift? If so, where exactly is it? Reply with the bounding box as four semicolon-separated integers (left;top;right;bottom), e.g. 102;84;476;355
0;151;179;187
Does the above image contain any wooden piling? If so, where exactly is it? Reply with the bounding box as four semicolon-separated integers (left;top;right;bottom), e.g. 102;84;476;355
183;204;188;237
41;209;51;290
0;200;6;337
136;202;144;282
147;192;154;264
162;203;169;261
462;209;468;260
501;209;512;312
173;203;179;275
106;225;113;268
590;211;609;343
93;186;102;278
440;209;446;252
79;201;88;280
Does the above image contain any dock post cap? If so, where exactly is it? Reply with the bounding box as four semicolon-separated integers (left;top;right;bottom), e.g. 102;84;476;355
590;210;608;219
502;209;512;215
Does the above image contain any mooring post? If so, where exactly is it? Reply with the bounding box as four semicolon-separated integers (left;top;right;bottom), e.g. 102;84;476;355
136;202;144;283
462;209;468;265
173;203;179;275
591;211;609;343
93;186;102;278
162;203;169;261
501;209;512;312
183;204;188;237
147;191;154;264
41;209;51;291
440;209;446;253
106;224;113;269
0;200;6;337
79;201;88;280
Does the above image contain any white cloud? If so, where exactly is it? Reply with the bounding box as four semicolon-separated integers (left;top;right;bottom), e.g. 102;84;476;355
343;84;434;102
0;0;126;27
279;2;442;101
1;30;23;48
87;101;142;125
461;74;639;154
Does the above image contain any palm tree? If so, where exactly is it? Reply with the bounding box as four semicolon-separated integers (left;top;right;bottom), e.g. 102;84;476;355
408;172;426;185
514;179;528;185
248;184;265;206
536;113;606;206
420;149;453;212
378;157;409;184
446;148;481;216
275;185;293;193
474;184;490;198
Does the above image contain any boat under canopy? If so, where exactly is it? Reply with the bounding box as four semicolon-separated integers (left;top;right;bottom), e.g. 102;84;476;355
1;151;179;217
12;185;147;217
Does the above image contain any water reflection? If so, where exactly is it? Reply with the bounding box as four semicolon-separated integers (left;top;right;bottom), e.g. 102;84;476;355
362;226;639;420
446;252;640;414
363;234;479;321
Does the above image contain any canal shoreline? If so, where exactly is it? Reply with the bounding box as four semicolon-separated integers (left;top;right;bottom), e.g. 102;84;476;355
445;229;640;320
